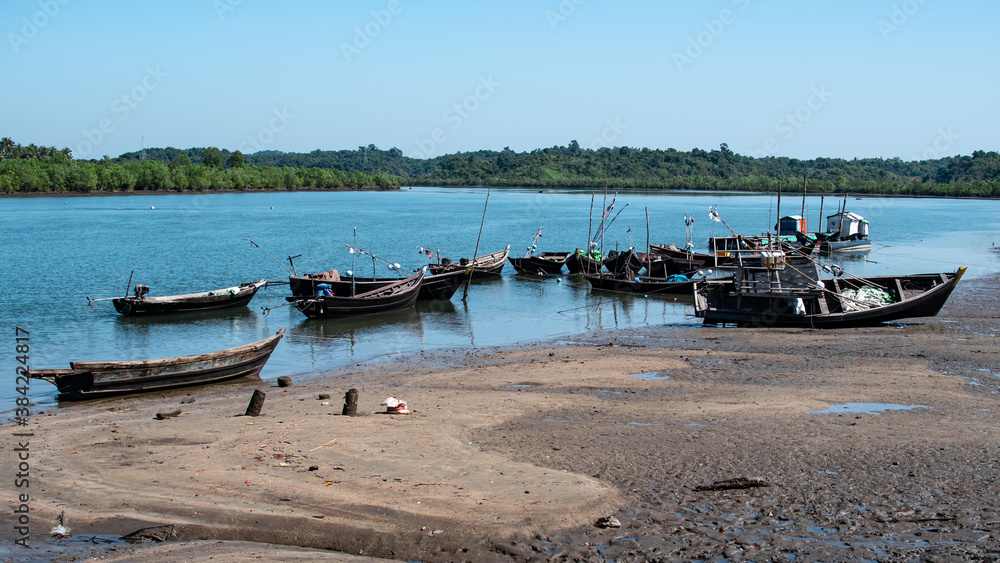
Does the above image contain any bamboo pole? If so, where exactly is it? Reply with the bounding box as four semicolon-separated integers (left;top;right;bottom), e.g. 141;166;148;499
462;186;491;302
645;207;650;275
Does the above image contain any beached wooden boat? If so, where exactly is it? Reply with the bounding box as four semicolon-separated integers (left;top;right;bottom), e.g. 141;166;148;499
566;248;602;275
508;252;571;275
693;251;966;328
585;272;701;295
111;280;268;316
293;270;424;318
289;268;464;301
29;329;286;400
428;245;510;278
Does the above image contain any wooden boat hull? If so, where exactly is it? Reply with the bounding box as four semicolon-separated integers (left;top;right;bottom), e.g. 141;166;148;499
602;249;644;275
819;238;872;253
112;280;267;316
508;252;570;275
294;272;424;318
566;250;602;275
290;269;463;301
645;256;706;278
694;268;965;328
586;273;698;295
428;245;510;278
650;244;732;268
29;329;286;400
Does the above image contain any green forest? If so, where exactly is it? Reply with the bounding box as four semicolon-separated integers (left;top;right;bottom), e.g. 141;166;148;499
3;136;999;197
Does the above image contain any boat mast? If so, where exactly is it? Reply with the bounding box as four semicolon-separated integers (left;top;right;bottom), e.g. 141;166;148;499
818;196;824;234
351;222;357;296
645;207;650;275
840;192;848;235
587;193;594;253
462;186;491;302
800;174;807;228
775;178;782;235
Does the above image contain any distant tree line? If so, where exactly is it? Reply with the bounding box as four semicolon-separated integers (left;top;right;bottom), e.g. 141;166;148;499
0;138;399;194
3;136;999;197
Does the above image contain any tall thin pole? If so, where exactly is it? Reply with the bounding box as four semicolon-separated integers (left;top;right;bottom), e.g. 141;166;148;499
600;185;608;275
645;207;650;275
801;173;807;225
351;222;357;296
818;195;825;234
840;192;848;235
124;270;134;297
775;178;782;235
462;186;491;302
587;193;595;250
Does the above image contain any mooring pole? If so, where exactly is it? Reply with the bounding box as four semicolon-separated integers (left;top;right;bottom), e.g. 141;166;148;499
462;186;491;302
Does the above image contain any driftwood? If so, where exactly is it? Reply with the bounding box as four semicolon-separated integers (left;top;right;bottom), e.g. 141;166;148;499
121;524;178;543
154;409;181;420
695;477;771;492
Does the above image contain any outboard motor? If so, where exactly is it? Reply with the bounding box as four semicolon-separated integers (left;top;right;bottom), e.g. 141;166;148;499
133;285;150;299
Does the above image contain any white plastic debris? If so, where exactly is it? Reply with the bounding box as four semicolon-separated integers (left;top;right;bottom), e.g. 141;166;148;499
381;396;409;414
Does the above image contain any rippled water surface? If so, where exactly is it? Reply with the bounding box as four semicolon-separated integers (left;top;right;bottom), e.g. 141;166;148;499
3;187;998;404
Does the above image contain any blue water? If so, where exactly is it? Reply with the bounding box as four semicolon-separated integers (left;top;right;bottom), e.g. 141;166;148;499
2;187;999;406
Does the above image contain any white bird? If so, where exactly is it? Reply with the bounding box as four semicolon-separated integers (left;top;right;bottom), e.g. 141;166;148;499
51;510;70;538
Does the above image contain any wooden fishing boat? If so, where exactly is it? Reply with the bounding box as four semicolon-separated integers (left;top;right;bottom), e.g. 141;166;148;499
110;280;268;316
649;243;729;268
602;248;644;275
428;245;510;278
645;255;707;278
693;251;966;328
289;268;464;301
585;272;702;295
566;248;603;275
817;211;872;253
293;270;424;318
508;252;571;275
28;329;286;400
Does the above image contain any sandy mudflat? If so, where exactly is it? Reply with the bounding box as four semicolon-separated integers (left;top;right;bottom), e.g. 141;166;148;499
3;272;1000;562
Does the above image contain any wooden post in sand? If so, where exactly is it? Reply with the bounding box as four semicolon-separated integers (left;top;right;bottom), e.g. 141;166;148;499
342;388;359;416
245;389;266;416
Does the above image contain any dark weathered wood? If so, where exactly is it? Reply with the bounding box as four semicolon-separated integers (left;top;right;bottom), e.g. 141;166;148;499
695;477;770;492
245;389;266;416
112;280;267;316
292;272;424;319
277;376;293;387
29;329;285;400
342;388;359;416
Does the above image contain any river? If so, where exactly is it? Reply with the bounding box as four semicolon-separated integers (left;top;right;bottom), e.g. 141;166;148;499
2;187;998;406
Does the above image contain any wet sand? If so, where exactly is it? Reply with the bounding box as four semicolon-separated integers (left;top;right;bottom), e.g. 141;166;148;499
2;273;999;562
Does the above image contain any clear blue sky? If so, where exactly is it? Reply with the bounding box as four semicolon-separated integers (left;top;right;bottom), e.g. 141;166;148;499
3;0;996;161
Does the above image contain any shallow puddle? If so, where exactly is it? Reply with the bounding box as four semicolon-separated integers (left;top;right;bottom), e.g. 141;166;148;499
628;371;671;380
806;402;930;414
